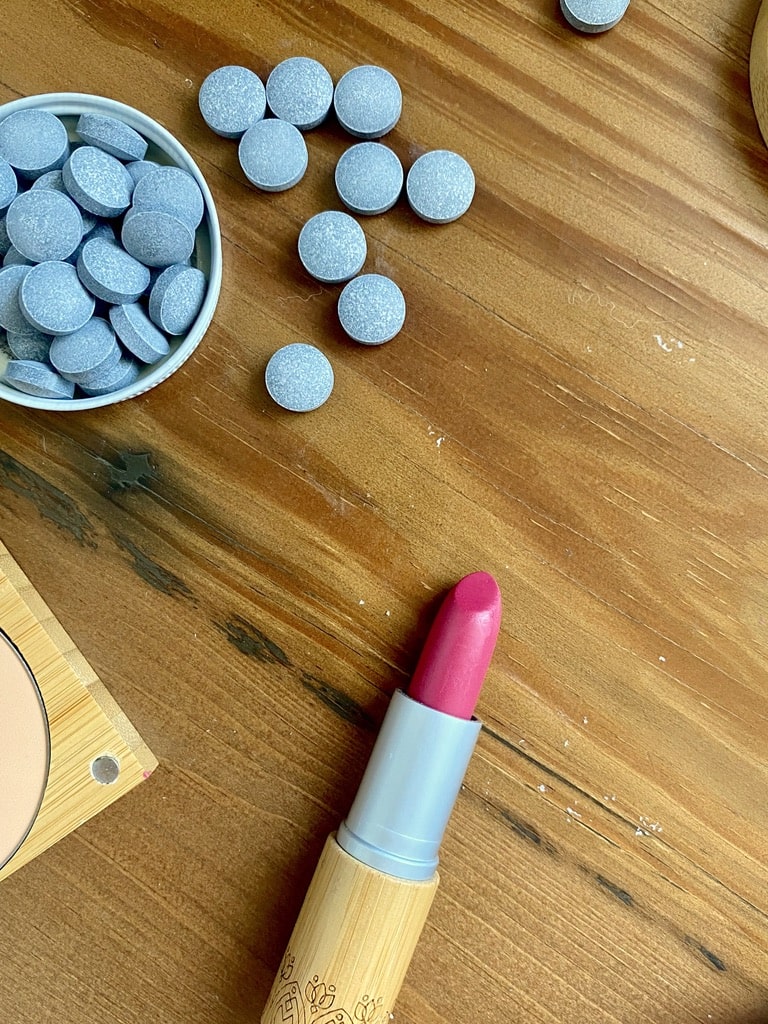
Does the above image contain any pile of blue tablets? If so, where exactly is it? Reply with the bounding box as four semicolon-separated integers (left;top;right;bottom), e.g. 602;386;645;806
0;109;208;401
199;58;475;413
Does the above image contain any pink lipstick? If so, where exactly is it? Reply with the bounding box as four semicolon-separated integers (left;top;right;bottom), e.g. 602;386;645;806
261;572;502;1024
410;570;502;719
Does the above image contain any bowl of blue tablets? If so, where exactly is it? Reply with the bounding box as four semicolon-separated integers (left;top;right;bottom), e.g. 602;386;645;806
0;92;222;411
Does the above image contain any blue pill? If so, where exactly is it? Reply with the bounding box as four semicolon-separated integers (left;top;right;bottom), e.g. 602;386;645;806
238;118;308;192
337;273;405;345
32;169;98;233
199;65;267;139
0;159;17;211
76;113;148;162
335;142;403;215
109;302;169;364
0;110;70;180
3;245;32;268
333;66;402;139
126;160;160;185
62;146;133;218
6;189;83;263
266;57;334;131
121;208;195;268
49;317;121;383
78;354;140;396
4;359;75;399
131;166;204;230
7;324;51;362
0;264;32;332
298;211;367;284
148;263;206;335
18;260;95;335
406;150;475;224
77;237;150;304
72;220;116;263
265;343;334;412
561;0;629;31
0;217;11;257
31;169;68;193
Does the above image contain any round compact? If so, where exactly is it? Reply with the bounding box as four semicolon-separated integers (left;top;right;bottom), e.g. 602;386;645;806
0;630;50;870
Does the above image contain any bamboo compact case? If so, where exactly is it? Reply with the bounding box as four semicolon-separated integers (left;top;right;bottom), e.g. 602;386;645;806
0;540;156;881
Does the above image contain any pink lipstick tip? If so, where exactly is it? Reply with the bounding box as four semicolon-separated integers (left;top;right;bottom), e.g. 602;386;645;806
408;571;502;719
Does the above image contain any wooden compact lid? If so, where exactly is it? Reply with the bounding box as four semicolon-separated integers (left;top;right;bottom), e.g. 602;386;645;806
0;540;157;881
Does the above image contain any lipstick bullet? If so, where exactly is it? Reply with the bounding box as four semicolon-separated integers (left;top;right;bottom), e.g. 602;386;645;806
260;572;502;1024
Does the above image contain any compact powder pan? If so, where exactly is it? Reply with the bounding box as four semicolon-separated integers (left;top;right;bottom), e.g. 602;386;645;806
0;541;156;881
0;630;50;870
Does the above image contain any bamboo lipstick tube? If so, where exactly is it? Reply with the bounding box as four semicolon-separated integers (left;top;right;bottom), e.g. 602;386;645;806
261;572;502;1024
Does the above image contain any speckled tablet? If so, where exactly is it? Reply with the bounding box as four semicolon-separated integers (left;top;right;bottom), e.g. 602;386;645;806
561;0;629;31
72;220;116;263
78;354;140;396
0;218;11;258
298;211;366;284
0;159;17;212
148;264;206;335
121;208;195;268
76;113;148;162
337;273;405;345
0;110;70;180
77;237;150;305
238;118;308;192
0;264;32;333
266;57;334;130
49;317;121;383
6;190;83;263
109;302;169;364
335;142;403;215
265;343;334;412
2;246;32;269
199;65;267;138
30;169;67;193
131;166;204;230
32;170;97;232
3;359;75;399
406;150;475;224
7;325;51;363
333;65;402;139
62;146;133;218
125;160;159;185
18;261;95;336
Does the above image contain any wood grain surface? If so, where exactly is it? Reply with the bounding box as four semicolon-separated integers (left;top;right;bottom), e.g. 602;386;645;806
1;2;767;1023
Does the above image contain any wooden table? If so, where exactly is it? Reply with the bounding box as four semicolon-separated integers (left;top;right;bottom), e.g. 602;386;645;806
1;2;767;1022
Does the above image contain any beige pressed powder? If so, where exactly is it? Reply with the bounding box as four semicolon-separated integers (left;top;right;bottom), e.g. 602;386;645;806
0;629;50;870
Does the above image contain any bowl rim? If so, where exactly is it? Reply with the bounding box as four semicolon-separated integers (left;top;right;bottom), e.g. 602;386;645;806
0;91;222;413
